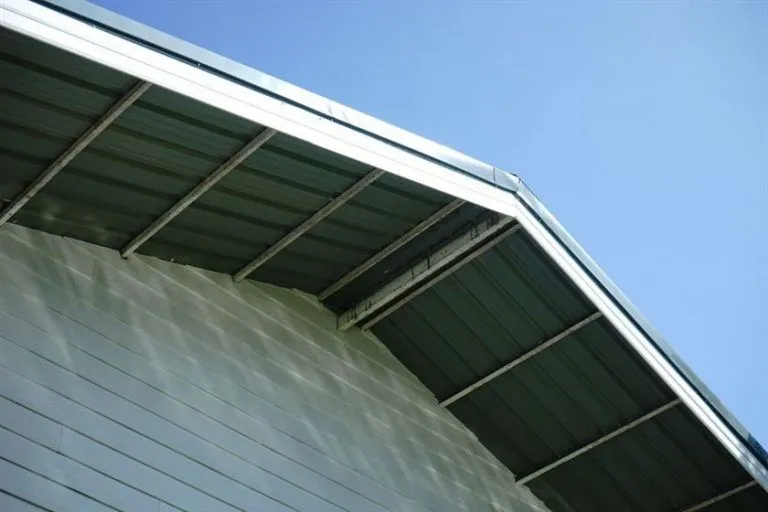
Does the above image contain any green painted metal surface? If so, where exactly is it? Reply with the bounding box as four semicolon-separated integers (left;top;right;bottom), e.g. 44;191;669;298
1;14;766;512
0;26;464;294
373;230;766;511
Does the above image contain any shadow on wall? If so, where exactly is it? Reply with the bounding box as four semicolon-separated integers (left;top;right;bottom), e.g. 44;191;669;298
0;224;551;512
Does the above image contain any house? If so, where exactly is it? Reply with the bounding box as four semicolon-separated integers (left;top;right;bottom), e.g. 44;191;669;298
0;1;766;510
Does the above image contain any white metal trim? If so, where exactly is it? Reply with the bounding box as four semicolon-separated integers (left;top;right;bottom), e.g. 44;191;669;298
4;0;765;492
440;312;603;407
338;214;518;331
121;128;277;258
233;168;385;282
518;399;682;485
0;79;150;227
318;198;465;301
679;481;757;512
0;0;520;222
509;194;768;491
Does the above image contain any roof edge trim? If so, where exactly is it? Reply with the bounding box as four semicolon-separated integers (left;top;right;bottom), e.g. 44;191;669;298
1;0;521;221
512;179;768;490
31;0;513;192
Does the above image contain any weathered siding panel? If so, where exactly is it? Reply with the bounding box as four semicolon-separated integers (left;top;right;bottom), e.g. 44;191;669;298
0;224;549;512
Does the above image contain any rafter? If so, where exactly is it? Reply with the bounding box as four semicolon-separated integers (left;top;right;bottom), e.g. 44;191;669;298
121;127;277;258
518;399;682;485
679;481;757;512
233;168;386;282
0;81;151;227
338;213;519;331
440;312;603;407
318;198;465;301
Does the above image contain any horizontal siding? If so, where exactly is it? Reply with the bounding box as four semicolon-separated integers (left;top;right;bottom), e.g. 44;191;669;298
0;224;549;512
0;490;48;512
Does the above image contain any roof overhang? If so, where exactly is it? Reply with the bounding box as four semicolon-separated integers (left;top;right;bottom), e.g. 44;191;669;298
1;1;766;510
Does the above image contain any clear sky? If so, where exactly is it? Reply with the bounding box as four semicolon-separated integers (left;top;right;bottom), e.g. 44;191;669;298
92;0;766;445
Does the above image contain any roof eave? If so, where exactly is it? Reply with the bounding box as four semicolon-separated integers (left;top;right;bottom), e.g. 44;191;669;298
33;0;515;192
513;178;768;474
3;0;765;494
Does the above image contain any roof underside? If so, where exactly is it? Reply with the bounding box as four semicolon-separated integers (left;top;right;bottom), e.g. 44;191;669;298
1;3;766;511
373;235;763;510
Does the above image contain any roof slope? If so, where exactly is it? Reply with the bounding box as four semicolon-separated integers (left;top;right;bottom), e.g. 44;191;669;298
1;1;765;511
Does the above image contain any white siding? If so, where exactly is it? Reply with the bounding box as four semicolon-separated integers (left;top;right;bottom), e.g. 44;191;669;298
0;224;549;512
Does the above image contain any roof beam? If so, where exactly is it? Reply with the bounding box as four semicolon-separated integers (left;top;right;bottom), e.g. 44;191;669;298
233;168;386;282
121;127;277;258
356;217;520;331
0;80;151;227
318;198;465;301
440;311;603;408
338;213;519;331
679;481;757;512
518;398;682;485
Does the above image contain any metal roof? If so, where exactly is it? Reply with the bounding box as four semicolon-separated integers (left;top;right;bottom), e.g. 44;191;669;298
373;232;762;510
1;1;766;511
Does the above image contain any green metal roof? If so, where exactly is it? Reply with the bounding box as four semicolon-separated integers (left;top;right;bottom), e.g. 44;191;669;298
1;25;481;294
374;230;764;510
1;2;766;511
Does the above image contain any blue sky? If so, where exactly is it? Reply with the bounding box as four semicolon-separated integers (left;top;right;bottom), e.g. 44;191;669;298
93;0;766;445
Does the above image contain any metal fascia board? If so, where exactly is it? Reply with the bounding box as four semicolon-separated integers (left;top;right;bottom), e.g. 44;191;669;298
509;183;768;492
1;0;523;222
31;0;506;189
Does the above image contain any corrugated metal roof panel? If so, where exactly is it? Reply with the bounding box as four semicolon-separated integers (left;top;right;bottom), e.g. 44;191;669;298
0;27;135;205
375;231;596;398
0;24;472;295
323;202;488;311
531;406;760;511
371;230;763;511
2;3;766;511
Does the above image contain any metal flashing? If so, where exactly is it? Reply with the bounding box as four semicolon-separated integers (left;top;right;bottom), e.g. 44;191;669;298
2;0;522;219
512;180;768;484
